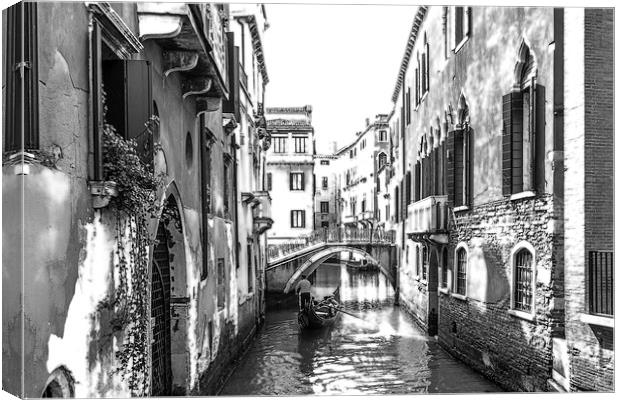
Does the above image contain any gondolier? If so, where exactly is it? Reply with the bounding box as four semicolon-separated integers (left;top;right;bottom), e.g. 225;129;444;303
295;274;312;310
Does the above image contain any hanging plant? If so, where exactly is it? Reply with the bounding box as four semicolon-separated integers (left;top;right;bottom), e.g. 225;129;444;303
97;88;163;396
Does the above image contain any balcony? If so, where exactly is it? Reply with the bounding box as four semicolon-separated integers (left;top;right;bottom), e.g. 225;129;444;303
242;191;273;234
406;195;449;244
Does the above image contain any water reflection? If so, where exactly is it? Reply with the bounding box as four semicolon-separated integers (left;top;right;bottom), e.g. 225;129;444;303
220;262;501;395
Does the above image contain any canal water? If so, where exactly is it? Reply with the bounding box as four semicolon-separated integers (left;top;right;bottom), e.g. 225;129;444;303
221;262;502;395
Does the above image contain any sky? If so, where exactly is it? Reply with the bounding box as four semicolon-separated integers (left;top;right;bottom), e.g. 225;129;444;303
262;4;418;154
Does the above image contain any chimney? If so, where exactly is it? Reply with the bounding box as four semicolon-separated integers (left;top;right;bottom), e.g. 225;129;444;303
365;118;370;127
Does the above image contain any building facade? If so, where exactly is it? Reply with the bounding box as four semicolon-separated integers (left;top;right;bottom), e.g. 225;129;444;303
313;154;339;230
2;1;272;397
335;115;390;231
378;5;613;393
265;106;316;245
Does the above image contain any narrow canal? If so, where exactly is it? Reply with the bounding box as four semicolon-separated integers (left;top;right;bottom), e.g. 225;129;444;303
221;261;502;395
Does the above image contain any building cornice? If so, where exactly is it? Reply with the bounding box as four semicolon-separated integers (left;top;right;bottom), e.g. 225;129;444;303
391;6;428;103
238;15;269;85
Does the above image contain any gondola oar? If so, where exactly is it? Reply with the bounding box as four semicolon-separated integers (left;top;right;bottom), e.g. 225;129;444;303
327;305;364;320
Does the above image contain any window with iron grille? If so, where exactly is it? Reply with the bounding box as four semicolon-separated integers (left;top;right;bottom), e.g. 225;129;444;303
217;258;225;310
513;248;533;312
589;251;614;316
247;244;254;293
290;172;305;191
4;1;38;153
291;210;305;228
378;152;388;169
322;176;328;190
320;201;329;214
294;136;307;153
266;172;272;191
456;248;467;295
441;247;448;287
273;136;287;153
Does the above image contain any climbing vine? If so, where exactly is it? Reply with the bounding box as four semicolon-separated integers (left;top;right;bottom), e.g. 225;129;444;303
97;89;163;395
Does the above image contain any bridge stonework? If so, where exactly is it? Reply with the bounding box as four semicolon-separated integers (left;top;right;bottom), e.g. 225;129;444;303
265;228;397;296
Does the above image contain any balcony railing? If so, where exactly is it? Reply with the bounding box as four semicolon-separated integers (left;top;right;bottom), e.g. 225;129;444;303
406;195;448;235
589;251;614;316
267;227;395;262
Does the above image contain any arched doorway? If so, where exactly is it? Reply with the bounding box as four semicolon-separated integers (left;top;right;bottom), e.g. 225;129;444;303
427;247;439;336
41;367;74;398
151;194;189;395
151;224;172;395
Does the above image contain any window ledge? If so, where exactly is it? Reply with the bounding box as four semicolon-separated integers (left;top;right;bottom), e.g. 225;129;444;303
439;287;450;295
580;313;614;328
510;191;536;201
508;309;536;322
451;293;467;301
453;205;469;213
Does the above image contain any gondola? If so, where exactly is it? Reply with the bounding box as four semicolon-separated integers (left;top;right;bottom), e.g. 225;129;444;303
297;289;340;330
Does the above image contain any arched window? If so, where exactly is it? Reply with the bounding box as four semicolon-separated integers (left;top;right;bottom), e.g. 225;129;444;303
441;247;449;287
377;152;387;169
448;93;472;208
511;243;535;313
502;39;545;196
455;246;467;295
41;367;74;398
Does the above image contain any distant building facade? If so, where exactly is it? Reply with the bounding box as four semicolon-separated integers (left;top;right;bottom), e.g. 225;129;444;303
2;2;272;397
378;5;613;393
313;154;339;230
265;106;316;245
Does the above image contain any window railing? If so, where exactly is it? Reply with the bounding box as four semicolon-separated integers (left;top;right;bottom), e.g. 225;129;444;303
589;251;613;316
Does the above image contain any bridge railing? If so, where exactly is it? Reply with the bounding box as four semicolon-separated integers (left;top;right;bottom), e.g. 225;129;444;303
267;228;395;262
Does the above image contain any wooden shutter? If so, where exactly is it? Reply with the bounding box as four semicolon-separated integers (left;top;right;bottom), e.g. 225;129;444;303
301;211;306;228
290;210;294;227
103;60;153;166
301;172;305;190
465;128;474;206
405;171;412;205
534;84;546;194
502;93;513;195
5;2;39;152
289;173;293;190
414;162;421;201
446;131;456;204
510;93;524;193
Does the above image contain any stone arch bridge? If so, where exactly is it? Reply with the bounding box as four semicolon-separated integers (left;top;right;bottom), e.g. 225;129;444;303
265;228;397;295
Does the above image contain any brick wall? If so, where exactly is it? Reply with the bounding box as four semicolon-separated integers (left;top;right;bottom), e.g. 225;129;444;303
563;8;614;392
438;195;560;392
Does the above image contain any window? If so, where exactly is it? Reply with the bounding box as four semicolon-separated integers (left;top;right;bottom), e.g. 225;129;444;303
453;7;471;52
378;152;388;169
502;41;545;196
291;210;305;228
294;136;307;153
247;244;253;293
266;172;272;191
350;150;354;159
394;186;399;222
378;130;387;142
406;88;411;124
386;205;390;221
441;247;448;287
513;248;534;313
290;172;305;190
4;1;38;153
320;160;330;165
217;258;226;309
320;201;329;214
588;251;614;316
447;96;472;208
422;246;428;281
273;136;287;153
421;48;428;97
415;246;420;276
322;176;328;190
200;117;213;280
361;199;366;213
455;247;467;295
424;34;430;95
223;158;230;216
443;7;449;59
415;54;421;106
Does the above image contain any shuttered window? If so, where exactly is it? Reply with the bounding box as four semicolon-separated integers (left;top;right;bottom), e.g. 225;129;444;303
290;172;305;191
266;172;272;191
441;247;449;287
291;210;305;228
405;171;412;205
447;129;472;207
502;84;545;196
422;246;428;281
4;1;38;152
217;258;226;309
414;162;421;202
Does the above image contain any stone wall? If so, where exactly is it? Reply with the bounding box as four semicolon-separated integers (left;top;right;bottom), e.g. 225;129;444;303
438;194;559;392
